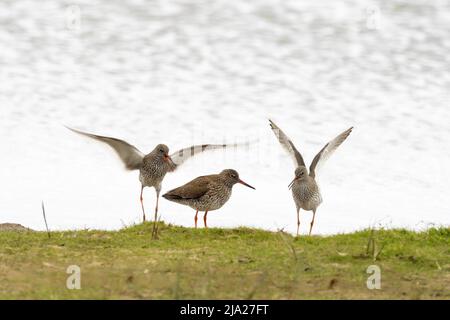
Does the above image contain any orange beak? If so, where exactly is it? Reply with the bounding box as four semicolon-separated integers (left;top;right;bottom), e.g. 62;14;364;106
164;154;173;163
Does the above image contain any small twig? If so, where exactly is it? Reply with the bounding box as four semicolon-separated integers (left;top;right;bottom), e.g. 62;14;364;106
374;243;385;262
365;229;385;261
366;229;374;256
41;201;51;239
278;230;297;262
278;230;307;299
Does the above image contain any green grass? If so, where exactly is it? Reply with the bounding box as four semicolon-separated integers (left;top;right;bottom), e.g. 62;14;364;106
0;223;449;299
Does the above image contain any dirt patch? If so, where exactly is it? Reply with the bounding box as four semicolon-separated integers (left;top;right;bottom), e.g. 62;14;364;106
0;223;32;232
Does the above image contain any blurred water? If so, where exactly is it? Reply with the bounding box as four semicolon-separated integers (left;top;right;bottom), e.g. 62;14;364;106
1;0;449;234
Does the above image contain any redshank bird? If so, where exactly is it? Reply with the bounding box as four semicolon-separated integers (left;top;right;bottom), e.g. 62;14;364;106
67;127;243;223
162;169;255;228
269;120;353;236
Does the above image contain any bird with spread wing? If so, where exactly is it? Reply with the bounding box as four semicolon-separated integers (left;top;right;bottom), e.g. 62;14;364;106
67;127;248;223
269;120;353;235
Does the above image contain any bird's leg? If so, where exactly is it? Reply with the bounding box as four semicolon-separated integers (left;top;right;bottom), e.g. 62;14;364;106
154;189;160;223
151;188;161;240
203;211;208;228
194;210;199;228
140;185;146;223
309;210;316;236
296;208;301;236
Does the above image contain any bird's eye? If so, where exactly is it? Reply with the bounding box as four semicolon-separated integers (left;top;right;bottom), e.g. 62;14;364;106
159;149;164;153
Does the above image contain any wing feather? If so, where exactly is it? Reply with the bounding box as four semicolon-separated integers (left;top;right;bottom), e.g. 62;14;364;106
163;175;213;200
66;127;144;170
269;119;305;167
309;127;353;178
169;141;252;171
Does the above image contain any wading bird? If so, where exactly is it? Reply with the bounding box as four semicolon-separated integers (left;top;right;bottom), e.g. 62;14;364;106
162;169;255;228
269;120;353;236
67;127;243;223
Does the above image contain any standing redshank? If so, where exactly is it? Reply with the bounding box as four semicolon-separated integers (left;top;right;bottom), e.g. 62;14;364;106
269;120;353;236
162;169;255;228
67;127;243;223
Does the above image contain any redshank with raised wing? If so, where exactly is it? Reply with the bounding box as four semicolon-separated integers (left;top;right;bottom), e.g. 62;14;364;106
269;120;353;236
67;127;244;223
162;169;255;228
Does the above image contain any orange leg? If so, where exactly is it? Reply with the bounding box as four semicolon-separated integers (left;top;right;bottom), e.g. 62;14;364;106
140;185;146;222
194;210;199;228
203;211;209;228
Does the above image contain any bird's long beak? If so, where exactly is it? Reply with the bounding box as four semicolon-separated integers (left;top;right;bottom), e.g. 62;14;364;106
288;177;298;190
164;154;173;163
239;179;256;190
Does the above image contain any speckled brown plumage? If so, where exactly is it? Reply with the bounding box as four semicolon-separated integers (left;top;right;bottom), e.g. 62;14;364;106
67;127;241;223
269;120;353;236
163;169;255;228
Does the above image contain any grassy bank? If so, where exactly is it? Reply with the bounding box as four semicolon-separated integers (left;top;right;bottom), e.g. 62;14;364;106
0;223;448;299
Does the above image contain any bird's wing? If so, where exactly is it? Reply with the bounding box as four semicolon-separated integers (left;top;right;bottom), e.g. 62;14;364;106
163;175;213;200
169;142;251;171
309;127;353;179
66;126;144;170
269;119;305;167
